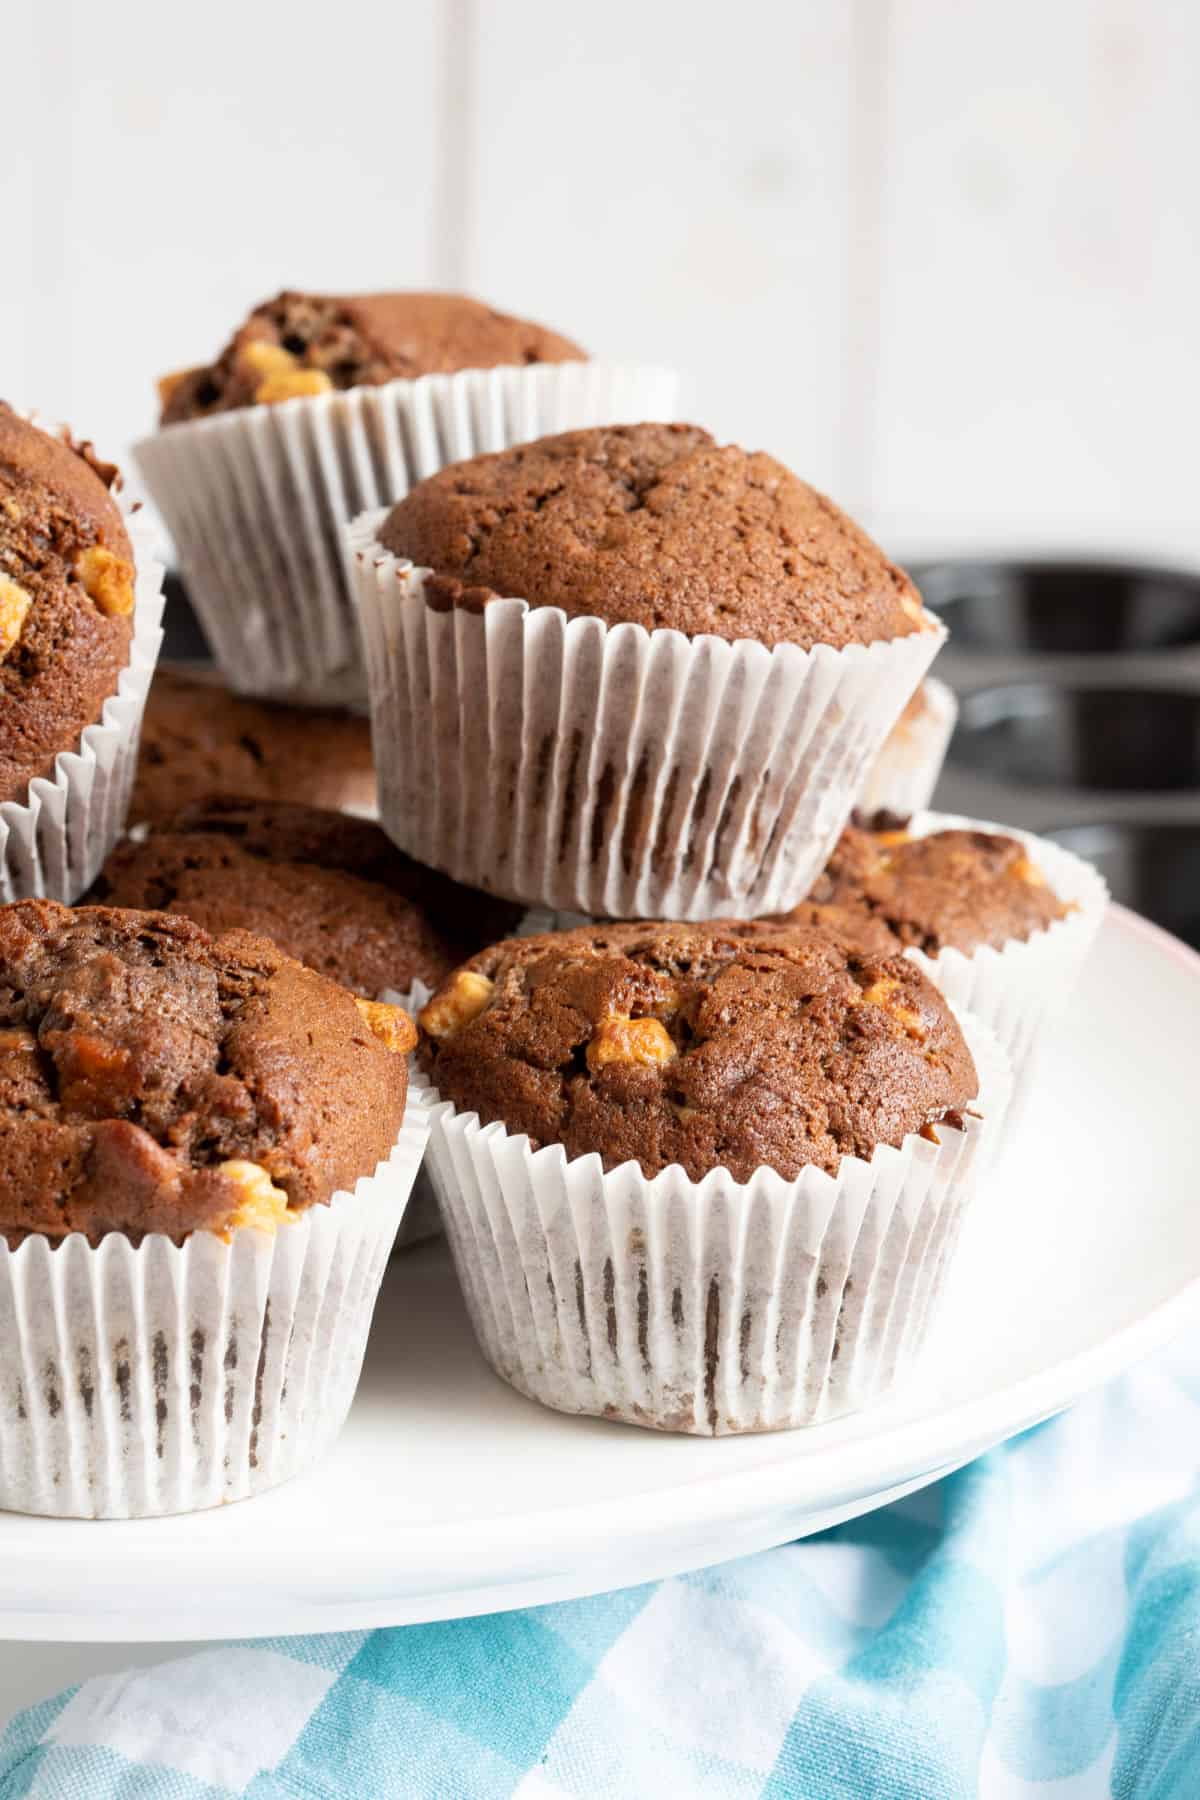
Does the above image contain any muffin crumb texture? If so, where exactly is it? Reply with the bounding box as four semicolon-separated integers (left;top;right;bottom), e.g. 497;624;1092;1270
418;920;978;1183
129;669;377;823
809;817;1070;955
381;422;927;651
90;797;523;998
160;290;586;425
0;900;409;1245
0;403;136;803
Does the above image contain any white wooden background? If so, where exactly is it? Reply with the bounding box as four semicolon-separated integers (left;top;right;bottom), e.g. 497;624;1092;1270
4;0;1200;557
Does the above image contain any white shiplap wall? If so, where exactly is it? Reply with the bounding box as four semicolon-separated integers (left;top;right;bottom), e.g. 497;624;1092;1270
4;0;1198;554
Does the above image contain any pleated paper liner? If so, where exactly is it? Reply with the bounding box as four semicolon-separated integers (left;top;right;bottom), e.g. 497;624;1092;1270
901;812;1108;1120
134;361;679;706
858;676;957;815
0;1094;428;1518
412;1010;1009;1436
0;493;164;903
383;980;440;1253
351;523;947;919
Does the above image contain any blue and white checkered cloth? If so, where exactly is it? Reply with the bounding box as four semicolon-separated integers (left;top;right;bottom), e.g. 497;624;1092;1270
3;1329;1200;1799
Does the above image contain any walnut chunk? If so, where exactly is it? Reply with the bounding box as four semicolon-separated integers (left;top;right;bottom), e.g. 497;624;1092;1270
1011;854;1046;888
853;975;928;1042
220;1160;291;1234
238;340;299;380
0;576;31;660
75;545;135;618
587;1014;677;1071
420;970;495;1039
254;368;334;405
900;592;930;629
354;997;417;1055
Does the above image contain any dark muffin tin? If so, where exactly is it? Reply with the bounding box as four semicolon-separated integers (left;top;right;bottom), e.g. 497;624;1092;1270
915;554;1200;949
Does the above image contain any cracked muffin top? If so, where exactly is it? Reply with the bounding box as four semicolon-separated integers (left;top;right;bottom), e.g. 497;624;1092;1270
90;797;522;999
0;900;414;1245
159;291;586;425
806;815;1070;955
379;422;931;651
417;919;978;1183
0;405;136;803
130;668;377;824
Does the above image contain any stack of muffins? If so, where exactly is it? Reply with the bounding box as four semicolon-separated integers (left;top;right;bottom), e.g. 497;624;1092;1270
0;290;1106;1518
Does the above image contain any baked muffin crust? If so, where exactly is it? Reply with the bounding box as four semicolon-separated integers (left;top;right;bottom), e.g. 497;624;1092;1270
91;797;522;997
130;668;376;824
809;815;1070;955
160;291;586;425
0;405;135;802
380;423;928;651
417;920;977;1183
0;900;412;1244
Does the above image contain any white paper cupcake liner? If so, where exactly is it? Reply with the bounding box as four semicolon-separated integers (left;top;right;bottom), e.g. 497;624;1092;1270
134;362;679;706
414;1009;1008;1435
0;493;164;903
383;981;441;1252
0;1094;428;1517
352;521;947;918
900;812;1108;1117
858;676;957;815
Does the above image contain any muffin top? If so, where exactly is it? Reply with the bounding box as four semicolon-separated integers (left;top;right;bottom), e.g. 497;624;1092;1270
90;797;523;999
809;815;1070;955
417;919;978;1184
130;667;377;824
0;405;136;803
159;291;586;425
0;900;414;1245
379;423;928;651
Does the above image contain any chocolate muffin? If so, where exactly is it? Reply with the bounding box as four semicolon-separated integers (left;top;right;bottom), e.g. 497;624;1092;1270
90;797;522;997
418;920;978;1184
131;668;376;824
160;292;586;425
0;405;136;803
0;899;414;1245
809;816;1070;955
379;423;928;651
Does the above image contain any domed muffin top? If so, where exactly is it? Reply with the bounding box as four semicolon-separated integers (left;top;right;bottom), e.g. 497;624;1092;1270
159;291;586;424
417;918;978;1184
91;797;522;999
808;815;1070;955
0;405;136;802
0;900;413;1245
130;668;377;824
379;423;930;651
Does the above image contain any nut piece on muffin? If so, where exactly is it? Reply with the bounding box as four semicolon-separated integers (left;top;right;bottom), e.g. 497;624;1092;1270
130;667;377;824
90;796;523;997
0;404;137;803
417;919;978;1184
380;422;930;651
160;291;587;425
0;899;414;1245
809;813;1071;955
